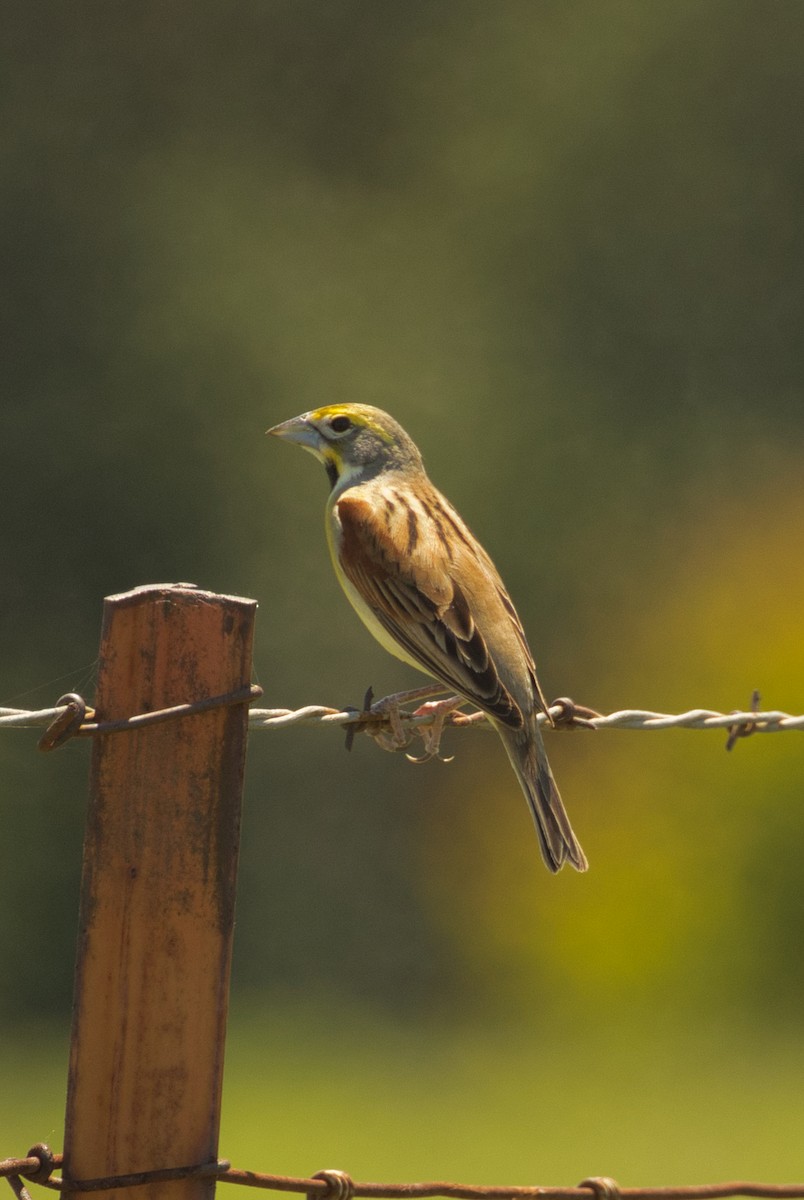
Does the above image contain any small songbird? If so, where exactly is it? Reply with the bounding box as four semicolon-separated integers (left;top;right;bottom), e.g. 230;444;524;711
268;404;587;873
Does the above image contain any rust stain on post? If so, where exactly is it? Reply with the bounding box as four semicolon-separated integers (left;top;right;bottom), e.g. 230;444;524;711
62;584;257;1200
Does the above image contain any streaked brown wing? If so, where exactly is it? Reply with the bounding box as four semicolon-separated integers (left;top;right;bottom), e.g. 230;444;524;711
335;494;524;728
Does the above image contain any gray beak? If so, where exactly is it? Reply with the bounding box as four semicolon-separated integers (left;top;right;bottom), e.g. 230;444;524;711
266;413;321;451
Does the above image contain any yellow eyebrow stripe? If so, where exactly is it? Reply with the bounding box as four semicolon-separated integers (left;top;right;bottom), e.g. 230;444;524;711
310;404;395;444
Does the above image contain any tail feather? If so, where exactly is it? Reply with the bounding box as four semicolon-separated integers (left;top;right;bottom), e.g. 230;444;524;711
499;718;588;873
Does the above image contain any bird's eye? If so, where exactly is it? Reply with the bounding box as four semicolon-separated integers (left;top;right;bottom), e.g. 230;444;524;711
329;415;352;433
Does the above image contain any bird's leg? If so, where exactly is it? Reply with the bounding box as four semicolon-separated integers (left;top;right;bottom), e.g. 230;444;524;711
406;695;467;763
376;683;451;710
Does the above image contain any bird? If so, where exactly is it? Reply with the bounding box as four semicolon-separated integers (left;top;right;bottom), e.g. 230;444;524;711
268;404;587;873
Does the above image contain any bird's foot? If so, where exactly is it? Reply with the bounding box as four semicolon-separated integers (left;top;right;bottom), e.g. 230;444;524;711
405;695;466;763
348;684;444;753
347;684;461;756
369;694;411;752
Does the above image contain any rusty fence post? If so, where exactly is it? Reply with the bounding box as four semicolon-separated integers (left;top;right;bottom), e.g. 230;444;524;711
62;584;257;1200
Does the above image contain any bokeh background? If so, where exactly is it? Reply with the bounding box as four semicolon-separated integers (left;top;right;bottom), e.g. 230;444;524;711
2;0;804;1183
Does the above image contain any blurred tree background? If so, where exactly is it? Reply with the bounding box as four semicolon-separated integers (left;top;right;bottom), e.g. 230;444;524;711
2;0;804;1183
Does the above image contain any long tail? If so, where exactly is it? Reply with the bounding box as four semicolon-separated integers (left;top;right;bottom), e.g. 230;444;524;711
498;716;588;873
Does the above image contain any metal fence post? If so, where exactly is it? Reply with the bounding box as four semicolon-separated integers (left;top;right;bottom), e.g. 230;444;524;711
62;584;257;1200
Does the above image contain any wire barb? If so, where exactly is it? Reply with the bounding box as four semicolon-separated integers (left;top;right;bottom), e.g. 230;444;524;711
725;690;762;752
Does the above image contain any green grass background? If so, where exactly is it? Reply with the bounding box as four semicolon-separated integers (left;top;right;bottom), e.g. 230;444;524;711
4;1008;804;1183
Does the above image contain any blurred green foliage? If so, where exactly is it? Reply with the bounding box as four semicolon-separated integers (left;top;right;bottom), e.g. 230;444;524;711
3;1009;804;1181
2;0;804;1175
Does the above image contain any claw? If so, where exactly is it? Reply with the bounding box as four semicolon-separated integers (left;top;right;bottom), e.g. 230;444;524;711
405;696;465;763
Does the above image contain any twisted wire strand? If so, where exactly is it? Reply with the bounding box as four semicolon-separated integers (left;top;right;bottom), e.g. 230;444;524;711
246;703;804;735
3;1150;804;1200
1;698;801;737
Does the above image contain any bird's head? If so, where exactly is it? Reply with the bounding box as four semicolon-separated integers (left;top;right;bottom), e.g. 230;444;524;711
268;404;423;492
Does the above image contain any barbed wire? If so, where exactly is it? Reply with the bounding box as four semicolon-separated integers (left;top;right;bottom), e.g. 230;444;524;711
0;686;796;748
0;685;799;754
247;692;803;739
3;1148;804;1200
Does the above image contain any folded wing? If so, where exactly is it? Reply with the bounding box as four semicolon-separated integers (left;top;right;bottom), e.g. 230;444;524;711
335;493;525;728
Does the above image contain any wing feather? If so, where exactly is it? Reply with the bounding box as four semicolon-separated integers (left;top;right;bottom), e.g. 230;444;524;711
335;493;524;728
